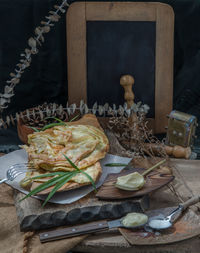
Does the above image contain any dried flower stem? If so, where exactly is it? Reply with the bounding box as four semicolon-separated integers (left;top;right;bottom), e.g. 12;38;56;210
0;100;150;129
108;105;167;158
0;0;70;113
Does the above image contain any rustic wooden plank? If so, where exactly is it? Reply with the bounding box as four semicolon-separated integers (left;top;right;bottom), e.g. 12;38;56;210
74;158;200;252
13;191;149;231
14;113;149;232
120;208;200;245
86;2;156;21
67;2;87;105
154;3;174;133
66;2;174;134
74;231;200;253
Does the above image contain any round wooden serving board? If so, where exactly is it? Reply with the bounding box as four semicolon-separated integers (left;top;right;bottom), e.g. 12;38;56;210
96;167;174;200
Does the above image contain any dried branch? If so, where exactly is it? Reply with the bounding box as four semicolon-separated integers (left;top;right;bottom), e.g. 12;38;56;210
0;103;68;129
108;102;167;158
0;100;150;129
0;0;70;113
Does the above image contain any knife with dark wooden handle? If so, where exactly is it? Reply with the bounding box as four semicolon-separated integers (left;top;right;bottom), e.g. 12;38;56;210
40;220;109;242
39;214;147;243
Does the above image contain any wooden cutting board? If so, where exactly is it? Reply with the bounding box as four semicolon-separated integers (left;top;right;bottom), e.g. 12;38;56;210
14;113;150;231
13;191;149;231
96;165;174;200
120;206;200;245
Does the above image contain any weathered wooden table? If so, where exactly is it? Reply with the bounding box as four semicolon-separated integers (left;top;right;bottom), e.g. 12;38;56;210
1;152;200;253
73;159;200;253
74;232;200;253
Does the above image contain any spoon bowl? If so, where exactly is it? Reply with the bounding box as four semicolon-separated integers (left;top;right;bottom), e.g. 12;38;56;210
148;217;172;230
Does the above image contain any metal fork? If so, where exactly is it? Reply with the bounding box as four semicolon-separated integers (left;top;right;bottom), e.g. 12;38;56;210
0;163;35;184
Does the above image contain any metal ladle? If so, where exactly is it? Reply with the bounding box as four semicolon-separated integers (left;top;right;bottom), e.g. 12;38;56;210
148;195;200;230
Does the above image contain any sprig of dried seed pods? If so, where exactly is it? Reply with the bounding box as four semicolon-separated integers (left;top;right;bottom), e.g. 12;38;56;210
0;0;70;112
0;100;149;129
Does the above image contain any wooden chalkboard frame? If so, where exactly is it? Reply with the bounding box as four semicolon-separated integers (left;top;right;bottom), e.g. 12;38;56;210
67;2;174;133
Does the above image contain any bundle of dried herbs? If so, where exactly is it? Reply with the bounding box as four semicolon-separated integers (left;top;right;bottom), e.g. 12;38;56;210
108;103;167;158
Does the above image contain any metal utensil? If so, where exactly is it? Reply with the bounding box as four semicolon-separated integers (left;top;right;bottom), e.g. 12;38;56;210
0;163;34;184
40;213;147;243
148;195;200;230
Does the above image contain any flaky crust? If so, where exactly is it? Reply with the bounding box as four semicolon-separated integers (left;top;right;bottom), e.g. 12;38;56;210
30;162;102;195
20;114;108;194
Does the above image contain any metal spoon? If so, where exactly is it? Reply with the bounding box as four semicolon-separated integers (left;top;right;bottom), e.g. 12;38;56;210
40;212;148;242
148;195;200;230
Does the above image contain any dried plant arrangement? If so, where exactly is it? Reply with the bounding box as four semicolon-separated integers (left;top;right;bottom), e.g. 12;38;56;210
0;0;166;161
0;102;68;129
0;100;150;129
0;0;70;113
0;99;168;158
108;102;168;158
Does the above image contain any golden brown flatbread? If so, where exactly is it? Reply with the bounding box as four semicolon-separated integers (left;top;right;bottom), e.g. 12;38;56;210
28;162;102;195
20;114;109;192
22;124;109;170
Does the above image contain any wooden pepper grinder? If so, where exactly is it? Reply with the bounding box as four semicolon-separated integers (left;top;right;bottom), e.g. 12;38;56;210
120;75;135;108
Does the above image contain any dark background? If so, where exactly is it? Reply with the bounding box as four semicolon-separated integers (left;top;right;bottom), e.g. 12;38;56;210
87;21;155;117
0;0;200;154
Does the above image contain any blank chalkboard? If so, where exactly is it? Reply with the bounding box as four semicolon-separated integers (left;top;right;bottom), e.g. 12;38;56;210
67;2;174;133
87;21;156;117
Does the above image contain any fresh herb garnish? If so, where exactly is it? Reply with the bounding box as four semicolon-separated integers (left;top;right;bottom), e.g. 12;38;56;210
29;115;80;132
20;155;96;206
29;126;40;132
40;122;67;131
104;163;128;167
44;116;65;123
69;114;80;122
28;119;66;132
63;154;97;191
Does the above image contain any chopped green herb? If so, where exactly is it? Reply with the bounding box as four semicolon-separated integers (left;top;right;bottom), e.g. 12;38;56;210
44;116;65;123
28;115;80;132
40;122;66;131
42;171;77;207
63;154;97;191
69;114;80;122
104;163;128;167
28;126;40;132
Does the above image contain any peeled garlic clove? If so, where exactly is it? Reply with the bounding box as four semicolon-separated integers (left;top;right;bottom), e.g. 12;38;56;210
20;171;33;189
115;172;145;191
20;177;32;188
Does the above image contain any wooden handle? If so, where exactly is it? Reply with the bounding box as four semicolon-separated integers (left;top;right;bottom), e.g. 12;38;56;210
171;146;191;159
144;143;191;159
180;196;200;210
40;220;109;243
120;75;135;108
142;159;166;176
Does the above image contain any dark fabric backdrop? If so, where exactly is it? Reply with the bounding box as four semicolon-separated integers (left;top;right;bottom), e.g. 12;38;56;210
0;0;200;153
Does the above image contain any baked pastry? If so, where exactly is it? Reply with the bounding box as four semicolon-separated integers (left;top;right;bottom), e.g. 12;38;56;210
20;115;109;194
